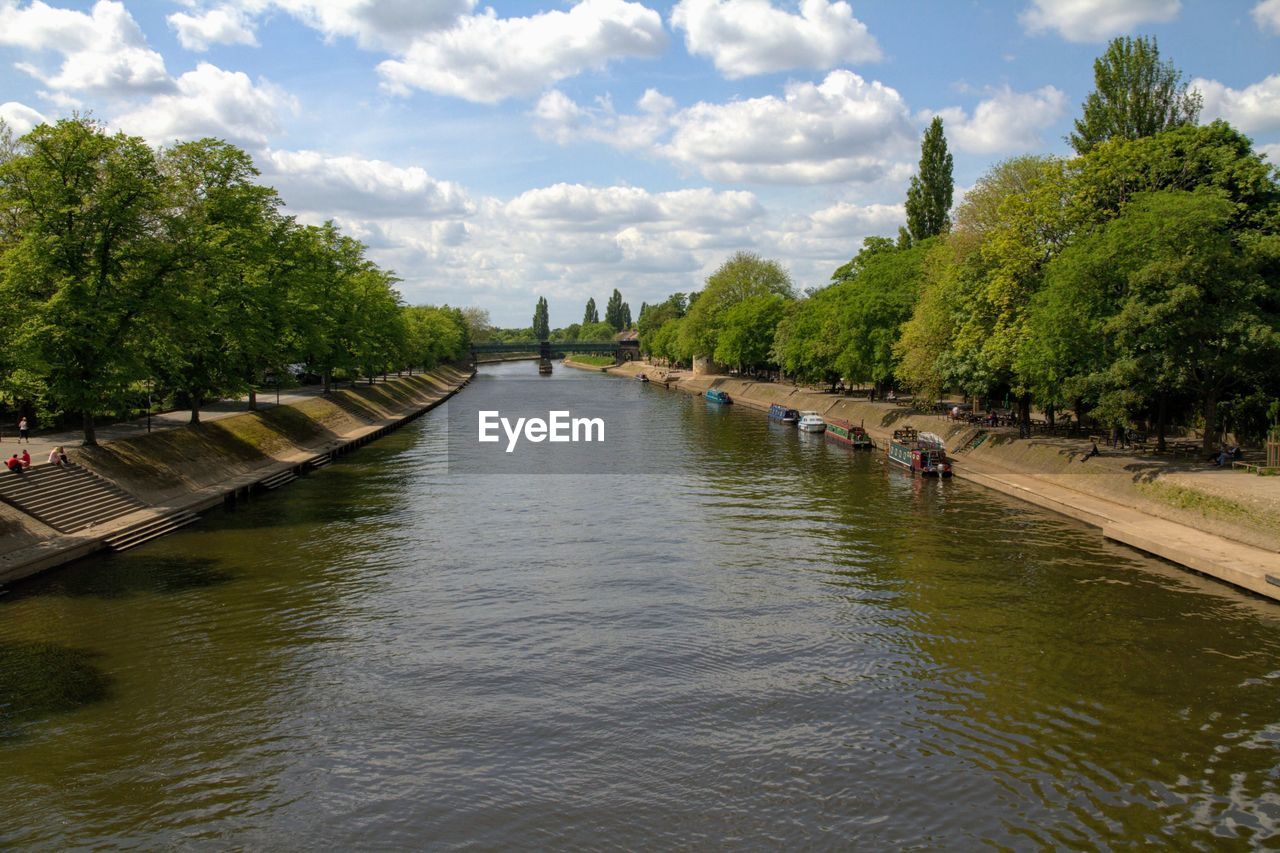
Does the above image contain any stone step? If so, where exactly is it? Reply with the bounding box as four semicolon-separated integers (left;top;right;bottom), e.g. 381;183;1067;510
104;511;200;552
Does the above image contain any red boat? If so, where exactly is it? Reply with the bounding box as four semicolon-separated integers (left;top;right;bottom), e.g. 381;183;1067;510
887;427;952;476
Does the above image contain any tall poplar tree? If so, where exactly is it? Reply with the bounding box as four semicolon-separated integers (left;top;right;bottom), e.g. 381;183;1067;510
605;288;626;332
583;297;598;325
905;117;954;242
533;296;550;340
1069;36;1201;155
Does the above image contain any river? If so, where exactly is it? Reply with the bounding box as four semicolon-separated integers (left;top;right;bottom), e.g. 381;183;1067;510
2;360;1278;847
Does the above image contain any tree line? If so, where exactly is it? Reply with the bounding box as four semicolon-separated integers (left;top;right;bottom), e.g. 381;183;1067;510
0;117;476;444
638;37;1280;449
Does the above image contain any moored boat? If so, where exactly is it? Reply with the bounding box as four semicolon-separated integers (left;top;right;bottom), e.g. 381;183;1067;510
768;403;799;424
637;373;650;382
797;411;826;433
887;427;952;476
706;388;732;404
826;417;873;449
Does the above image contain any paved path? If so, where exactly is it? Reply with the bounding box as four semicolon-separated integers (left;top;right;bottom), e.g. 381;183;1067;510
1;385;342;465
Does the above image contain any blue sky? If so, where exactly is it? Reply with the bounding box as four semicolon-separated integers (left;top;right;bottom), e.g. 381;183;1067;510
1;0;1278;327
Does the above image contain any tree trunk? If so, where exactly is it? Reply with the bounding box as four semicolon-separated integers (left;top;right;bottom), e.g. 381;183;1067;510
82;411;97;446
248;389;257;411
323;370;331;394
1156;394;1168;452
1202;390;1219;452
1046;404;1055;428
190;395;201;425
1018;393;1031;438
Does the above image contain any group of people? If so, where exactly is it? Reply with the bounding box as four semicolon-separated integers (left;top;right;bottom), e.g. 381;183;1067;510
6;446;68;474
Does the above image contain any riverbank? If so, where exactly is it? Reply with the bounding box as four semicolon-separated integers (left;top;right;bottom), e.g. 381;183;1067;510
561;356;613;372
0;366;472;585
610;360;1280;601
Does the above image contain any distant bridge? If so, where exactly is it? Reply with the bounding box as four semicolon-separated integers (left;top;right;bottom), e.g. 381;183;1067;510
471;340;637;364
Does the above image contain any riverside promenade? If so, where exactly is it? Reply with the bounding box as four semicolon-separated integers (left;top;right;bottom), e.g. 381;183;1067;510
0;369;472;585
605;360;1280;603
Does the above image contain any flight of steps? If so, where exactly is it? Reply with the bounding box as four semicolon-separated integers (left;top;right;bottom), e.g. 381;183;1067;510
103;511;200;552
0;463;148;533
260;469;297;490
308;452;332;469
0;463;200;551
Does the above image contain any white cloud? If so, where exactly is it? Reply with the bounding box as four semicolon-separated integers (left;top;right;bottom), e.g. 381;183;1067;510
263;0;477;50
533;88;674;149
168;5;259;51
1020;0;1180;42
536;71;916;185
376;0;667;103
670;0;880;78
931;85;1067;154
263;149;475;218
0;101;49;135
113;62;296;146
0;0;171;94
662;71;914;184
1194;74;1280;134
1253;0;1280;34
1257;142;1280;162
504;184;763;231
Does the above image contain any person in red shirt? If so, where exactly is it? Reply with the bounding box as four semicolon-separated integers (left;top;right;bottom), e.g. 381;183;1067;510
19;449;30;469
6;454;22;473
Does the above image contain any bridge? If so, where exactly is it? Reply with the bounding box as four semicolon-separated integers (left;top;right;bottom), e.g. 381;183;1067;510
470;339;637;364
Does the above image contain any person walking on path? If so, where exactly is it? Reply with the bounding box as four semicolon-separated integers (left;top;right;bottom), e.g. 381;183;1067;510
17;416;28;443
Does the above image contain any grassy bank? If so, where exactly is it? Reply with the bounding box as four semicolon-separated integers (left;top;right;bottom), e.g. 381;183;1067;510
76;367;469;505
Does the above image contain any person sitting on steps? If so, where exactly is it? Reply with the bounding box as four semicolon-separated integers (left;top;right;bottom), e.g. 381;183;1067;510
6;453;23;474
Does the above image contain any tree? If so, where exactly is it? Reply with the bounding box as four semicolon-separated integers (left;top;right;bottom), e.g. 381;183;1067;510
681;252;794;360
621;301;632;330
0;118;168;444
460;307;491;342
532;296;550;340
905;116;954;242
152;138;284;423
605;288;626;332
583;297;599;326
714;293;787;373
1069;36;1201;156
578;321;616;342
1026;190;1279;450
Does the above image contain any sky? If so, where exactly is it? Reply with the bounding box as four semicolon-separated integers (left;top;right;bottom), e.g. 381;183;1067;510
1;0;1278;328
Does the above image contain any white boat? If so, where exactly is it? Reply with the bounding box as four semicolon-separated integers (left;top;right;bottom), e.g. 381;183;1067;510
797;411;826;433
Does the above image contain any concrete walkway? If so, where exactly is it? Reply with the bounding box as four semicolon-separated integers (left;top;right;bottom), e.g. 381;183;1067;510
2;384;345;466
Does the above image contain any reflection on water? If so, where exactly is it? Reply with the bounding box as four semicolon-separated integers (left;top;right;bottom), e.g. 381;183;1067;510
1;361;1278;847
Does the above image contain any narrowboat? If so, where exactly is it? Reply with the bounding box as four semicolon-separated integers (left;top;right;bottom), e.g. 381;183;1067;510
637;373;650;382
705;388;732;404
825;417;873;449
538;359;553;375
797;411;826;433
768;403;799;424
887;427;952;476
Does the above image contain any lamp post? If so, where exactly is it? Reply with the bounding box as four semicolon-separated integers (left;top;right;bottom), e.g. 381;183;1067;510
147;380;153;433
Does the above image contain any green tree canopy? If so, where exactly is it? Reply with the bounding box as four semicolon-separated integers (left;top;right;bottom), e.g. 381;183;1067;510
681;252;794;361
582;297;598;326
905;117;954;242
0;117;167;443
532;296;550;340
1069;35;1201;156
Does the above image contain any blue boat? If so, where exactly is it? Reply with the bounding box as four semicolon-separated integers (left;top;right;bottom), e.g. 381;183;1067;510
705;389;732;404
768;403;798;423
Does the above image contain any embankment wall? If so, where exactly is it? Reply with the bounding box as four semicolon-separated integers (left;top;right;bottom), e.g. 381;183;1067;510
0;366;471;584
609;361;1280;600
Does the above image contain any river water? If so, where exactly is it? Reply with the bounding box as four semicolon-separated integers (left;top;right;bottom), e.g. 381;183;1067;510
2;361;1278;848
